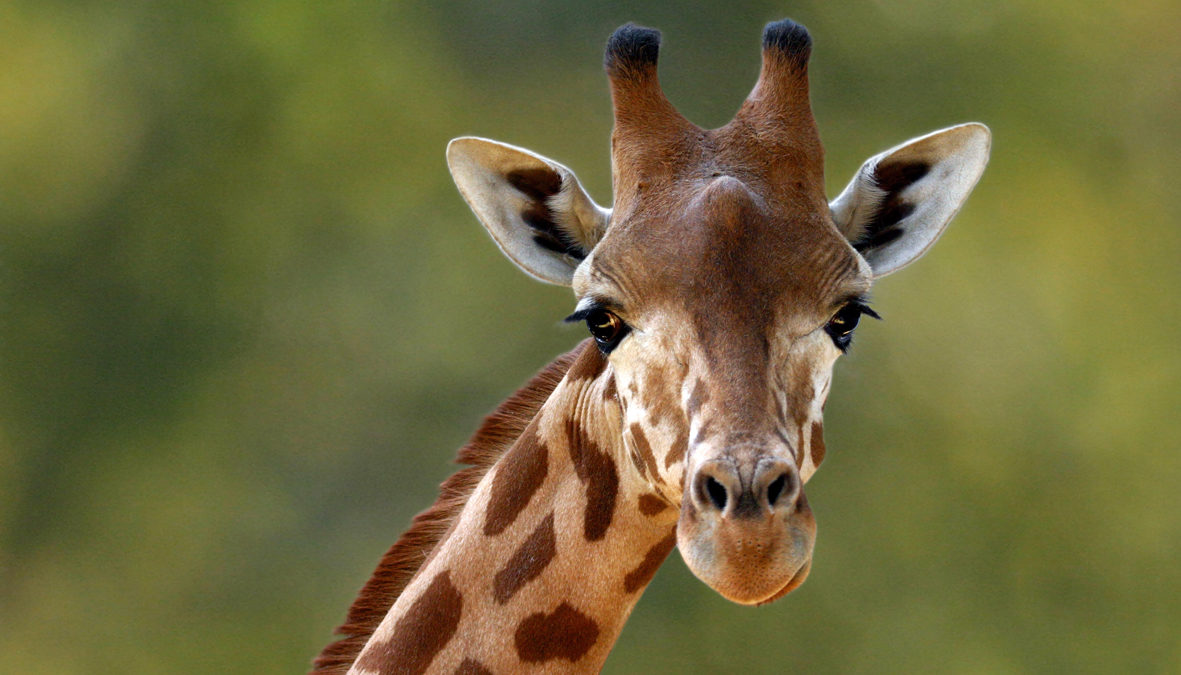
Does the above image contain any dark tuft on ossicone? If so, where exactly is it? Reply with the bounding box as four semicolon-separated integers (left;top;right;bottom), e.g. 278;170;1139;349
762;18;812;66
605;23;661;76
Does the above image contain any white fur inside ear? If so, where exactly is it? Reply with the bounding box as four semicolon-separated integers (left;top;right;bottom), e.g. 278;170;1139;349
829;123;991;278
829;162;887;245
446;137;610;286
545;177;612;249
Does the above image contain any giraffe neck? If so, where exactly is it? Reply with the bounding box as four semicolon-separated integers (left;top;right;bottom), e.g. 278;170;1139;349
349;343;678;674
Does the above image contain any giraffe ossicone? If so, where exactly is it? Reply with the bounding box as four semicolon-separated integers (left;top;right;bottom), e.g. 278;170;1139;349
315;18;989;674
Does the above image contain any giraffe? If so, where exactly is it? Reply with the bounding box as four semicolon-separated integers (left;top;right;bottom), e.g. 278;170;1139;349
314;19;989;674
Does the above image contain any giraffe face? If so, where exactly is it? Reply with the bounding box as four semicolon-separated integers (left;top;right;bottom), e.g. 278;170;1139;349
445;18;989;609
570;172;871;604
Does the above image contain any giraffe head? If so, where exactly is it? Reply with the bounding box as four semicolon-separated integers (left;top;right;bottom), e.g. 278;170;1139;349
446;20;989;605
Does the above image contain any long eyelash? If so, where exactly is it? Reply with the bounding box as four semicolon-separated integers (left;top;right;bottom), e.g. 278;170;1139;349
828;297;881;354
840;294;881;321
566;297;622;324
564;305;600;324
855;301;882;321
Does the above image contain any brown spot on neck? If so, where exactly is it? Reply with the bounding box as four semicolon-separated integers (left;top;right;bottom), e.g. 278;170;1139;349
602;373;618;403
514;602;601;663
810;420;826;468
664;425;688;469
623;529;678;593
638;493;670;517
493;512;558;604
566;416;619;541
629;423;661;482
484;426;549;536
354;571;463;674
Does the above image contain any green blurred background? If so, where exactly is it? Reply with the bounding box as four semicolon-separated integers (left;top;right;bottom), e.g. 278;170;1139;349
1;0;1178;672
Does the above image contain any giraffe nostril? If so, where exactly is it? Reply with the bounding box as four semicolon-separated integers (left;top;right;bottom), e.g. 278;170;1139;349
702;475;728;511
766;474;787;507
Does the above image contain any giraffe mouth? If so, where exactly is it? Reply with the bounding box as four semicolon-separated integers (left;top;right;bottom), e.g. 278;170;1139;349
676;492;817;605
757;557;812;606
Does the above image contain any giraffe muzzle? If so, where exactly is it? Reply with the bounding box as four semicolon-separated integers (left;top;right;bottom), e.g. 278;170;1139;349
678;455;816;605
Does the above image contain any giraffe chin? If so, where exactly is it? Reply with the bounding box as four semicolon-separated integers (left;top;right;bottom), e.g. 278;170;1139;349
676;498;817;606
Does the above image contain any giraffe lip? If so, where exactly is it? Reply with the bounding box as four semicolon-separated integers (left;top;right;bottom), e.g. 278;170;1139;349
725;548;812;606
756;557;812;606
675;512;816;605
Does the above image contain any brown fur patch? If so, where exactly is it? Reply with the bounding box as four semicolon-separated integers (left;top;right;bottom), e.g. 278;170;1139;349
686;379;709;417
665;425;688;469
602;373;617;402
810;420;826;468
565;344;607;382
627;443;647;477
455;658;493;675
692;418;711;445
508;167;588;260
484;427;549;536
639;364;679;428
567;416;619;541
514;602;600;663
312;344;587;675
493;512;557;604
629;423;661;481
354;571;463;674
638;493;670;517
623;529;678;593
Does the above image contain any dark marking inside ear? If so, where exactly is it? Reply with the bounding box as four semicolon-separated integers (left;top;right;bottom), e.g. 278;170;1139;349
762;18;812;67
854;160;930;253
506;168;587;260
354;570;463;674
854;220;905;252
604;23;661;77
514;602;600;662
875;159;931;190
507;167;562;200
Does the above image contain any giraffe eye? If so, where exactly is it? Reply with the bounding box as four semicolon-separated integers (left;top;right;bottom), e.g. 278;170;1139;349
585;309;629;353
824;302;877;352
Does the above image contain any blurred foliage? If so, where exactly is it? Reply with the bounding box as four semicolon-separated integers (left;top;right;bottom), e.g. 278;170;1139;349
1;0;1178;672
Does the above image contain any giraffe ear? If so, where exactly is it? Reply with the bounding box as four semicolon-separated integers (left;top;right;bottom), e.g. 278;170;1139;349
830;123;990;278
447;137;611;286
